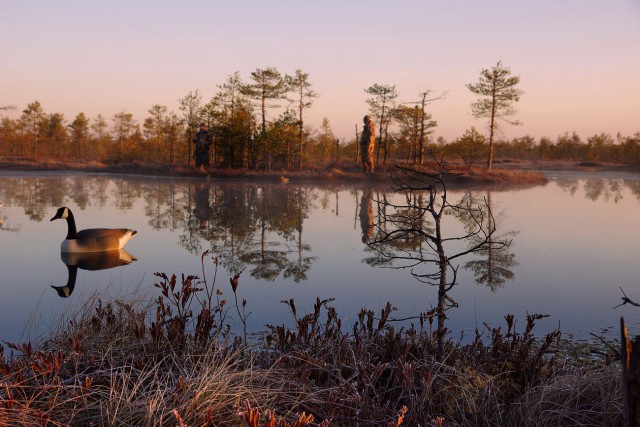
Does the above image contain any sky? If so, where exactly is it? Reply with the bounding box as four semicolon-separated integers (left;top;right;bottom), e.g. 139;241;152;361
2;0;639;143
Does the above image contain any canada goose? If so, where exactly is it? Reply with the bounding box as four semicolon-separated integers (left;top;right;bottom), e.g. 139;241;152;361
50;207;137;253
52;249;137;298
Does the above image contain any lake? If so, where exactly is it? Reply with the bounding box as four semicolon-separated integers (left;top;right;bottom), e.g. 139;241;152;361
1;170;639;349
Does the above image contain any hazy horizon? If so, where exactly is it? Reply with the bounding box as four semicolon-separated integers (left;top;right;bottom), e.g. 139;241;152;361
2;0;639;142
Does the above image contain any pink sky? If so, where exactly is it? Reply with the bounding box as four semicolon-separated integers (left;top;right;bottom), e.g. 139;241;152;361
2;0;639;142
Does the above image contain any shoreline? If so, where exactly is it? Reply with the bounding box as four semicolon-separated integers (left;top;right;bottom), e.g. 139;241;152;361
4;156;634;183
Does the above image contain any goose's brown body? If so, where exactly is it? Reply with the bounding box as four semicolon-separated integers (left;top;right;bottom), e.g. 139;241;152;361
50;207;137;253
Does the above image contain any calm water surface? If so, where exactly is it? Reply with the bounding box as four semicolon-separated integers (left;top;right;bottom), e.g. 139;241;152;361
1;171;639;347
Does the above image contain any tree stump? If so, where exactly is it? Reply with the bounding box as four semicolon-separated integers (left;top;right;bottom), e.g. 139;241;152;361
622;317;640;426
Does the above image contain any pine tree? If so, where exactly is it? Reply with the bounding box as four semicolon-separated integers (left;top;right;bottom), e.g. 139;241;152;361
467;61;522;170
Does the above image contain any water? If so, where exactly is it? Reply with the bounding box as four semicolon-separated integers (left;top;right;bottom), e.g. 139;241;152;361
1;170;639;348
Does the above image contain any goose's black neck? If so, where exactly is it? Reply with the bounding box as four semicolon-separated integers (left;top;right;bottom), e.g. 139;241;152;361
65;210;78;239
51;264;77;298
67;264;78;289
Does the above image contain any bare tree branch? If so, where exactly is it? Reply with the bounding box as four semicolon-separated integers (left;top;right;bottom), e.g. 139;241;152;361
365;161;511;362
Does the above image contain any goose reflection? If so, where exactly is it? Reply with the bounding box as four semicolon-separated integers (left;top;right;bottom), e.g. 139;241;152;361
51;249;137;298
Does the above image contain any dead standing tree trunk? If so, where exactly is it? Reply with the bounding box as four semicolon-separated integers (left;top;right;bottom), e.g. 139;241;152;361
367;162;510;362
622;317;640;427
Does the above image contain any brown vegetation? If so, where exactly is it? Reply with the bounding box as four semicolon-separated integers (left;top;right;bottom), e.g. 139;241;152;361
0;156;553;189
0;255;623;426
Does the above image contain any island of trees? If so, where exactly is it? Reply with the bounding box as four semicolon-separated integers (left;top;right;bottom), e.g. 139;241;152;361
1;63;639;174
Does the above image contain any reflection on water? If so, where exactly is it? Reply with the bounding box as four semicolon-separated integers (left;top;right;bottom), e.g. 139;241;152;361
178;181;317;282
460;191;518;293
2;173;640;286
0;203;19;232
51;250;137;298
1;172;640;346
554;175;640;203
360;186;518;297
584;179;623;203
0;175;319;283
359;187;374;244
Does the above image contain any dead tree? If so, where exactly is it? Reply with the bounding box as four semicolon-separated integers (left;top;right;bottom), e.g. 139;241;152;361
622;317;640;427
618;289;640;426
367;162;511;362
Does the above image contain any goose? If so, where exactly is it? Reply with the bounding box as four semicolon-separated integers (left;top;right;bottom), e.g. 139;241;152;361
52;249;137;298
50;206;137;253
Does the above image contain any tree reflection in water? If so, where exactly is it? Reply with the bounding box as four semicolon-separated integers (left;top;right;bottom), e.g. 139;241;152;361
458;191;518;293
4;173;640;291
361;186;519;293
555;177;632;203
174;182;316;282
363;165;513;361
584;179;623;202
0;175;320;283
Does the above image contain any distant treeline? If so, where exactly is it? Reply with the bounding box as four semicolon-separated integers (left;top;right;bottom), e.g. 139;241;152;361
443;128;640;169
1;67;639;169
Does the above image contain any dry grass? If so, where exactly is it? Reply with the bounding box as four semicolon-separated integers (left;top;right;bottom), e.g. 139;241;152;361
0;297;320;426
511;364;622;426
0;258;623;426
